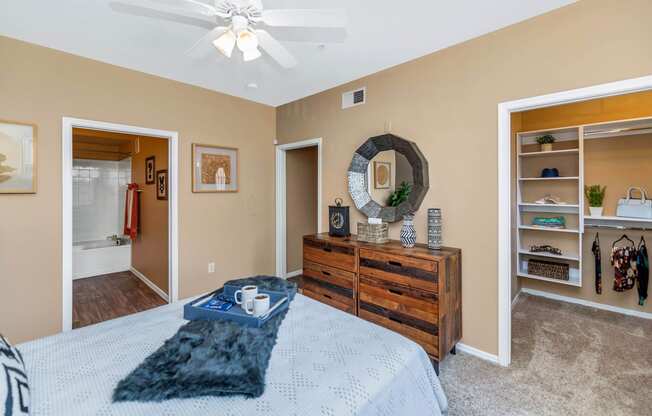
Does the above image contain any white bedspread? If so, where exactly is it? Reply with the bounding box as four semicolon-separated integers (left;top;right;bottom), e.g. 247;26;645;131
18;294;447;416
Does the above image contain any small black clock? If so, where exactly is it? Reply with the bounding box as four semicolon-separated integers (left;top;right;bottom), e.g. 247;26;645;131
329;198;350;237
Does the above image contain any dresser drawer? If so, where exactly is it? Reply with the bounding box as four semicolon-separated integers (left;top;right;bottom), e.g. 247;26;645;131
302;276;355;314
303;260;355;290
359;304;439;358
359;276;438;324
303;239;356;272
359;249;438;293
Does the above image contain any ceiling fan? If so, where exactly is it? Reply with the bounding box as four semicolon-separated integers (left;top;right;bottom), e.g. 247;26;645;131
115;0;347;68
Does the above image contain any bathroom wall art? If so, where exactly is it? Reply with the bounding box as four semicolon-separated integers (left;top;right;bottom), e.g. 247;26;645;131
156;169;168;200
145;155;155;184
0;120;37;194
192;143;238;193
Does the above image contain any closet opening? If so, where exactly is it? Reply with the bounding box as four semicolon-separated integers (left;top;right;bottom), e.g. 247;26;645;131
506;90;652;412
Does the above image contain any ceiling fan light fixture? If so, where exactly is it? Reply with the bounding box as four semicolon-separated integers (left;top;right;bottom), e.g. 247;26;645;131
236;29;258;52
243;48;262;62
213;30;236;58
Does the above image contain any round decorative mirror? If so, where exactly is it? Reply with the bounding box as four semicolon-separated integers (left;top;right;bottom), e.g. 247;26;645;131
347;134;429;223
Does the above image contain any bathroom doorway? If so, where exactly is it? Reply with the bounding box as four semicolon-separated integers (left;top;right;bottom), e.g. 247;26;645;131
62;118;179;331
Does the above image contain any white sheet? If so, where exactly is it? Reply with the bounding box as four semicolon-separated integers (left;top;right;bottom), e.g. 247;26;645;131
18;294;447;416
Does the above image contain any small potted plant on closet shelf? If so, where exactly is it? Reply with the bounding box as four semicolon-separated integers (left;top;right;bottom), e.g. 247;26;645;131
536;134;556;152
585;184;606;217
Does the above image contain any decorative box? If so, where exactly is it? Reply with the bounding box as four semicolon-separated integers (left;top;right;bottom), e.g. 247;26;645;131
527;259;570;281
357;222;389;244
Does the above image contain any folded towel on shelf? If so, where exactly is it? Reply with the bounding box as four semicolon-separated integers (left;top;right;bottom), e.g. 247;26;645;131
532;216;566;229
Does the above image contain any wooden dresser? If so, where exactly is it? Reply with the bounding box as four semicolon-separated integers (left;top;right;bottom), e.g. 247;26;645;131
301;233;462;369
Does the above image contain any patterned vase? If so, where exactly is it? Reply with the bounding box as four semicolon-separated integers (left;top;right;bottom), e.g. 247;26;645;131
428;208;443;250
400;214;417;248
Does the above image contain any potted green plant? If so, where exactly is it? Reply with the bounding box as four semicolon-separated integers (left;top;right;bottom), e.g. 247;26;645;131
387;181;412;207
585;185;606;217
536;134;556;152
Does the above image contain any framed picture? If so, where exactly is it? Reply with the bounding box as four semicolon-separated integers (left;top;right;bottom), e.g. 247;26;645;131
145;156;155;184
374;161;391;189
156;169;168;200
0;120;37;194
192;143;238;193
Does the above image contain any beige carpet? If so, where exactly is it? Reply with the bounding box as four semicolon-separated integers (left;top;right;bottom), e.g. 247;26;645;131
439;293;652;416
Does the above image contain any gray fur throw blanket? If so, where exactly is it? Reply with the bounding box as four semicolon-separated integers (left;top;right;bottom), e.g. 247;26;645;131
113;277;295;402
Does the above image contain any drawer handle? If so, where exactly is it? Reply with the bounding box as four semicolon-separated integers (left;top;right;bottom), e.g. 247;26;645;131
323;247;333;253
322;270;332;276
323;293;333;300
388;260;402;267
388;288;404;296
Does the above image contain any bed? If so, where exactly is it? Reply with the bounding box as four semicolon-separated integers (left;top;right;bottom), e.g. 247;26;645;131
18;294;448;415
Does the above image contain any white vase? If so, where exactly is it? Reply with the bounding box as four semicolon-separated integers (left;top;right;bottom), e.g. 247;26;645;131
589;207;604;217
541;143;553;152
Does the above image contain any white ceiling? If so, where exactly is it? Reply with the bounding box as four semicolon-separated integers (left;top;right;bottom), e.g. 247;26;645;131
0;0;575;106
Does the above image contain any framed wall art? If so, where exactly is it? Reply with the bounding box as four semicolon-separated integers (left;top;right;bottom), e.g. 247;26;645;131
192;143;238;193
156;169;168;200
0;120;37;194
374;161;391;189
145;156;155;184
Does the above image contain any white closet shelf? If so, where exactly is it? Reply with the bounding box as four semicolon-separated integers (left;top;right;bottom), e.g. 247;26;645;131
518;250;580;262
519;203;579;213
585;215;652;224
517;271;582;287
519;149;579;157
519;176;579;181
519;225;580;234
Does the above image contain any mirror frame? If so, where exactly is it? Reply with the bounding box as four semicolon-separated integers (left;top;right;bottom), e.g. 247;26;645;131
347;134;429;223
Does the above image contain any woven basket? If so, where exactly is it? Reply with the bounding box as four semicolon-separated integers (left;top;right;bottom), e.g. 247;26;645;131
527;259;569;281
357;222;389;244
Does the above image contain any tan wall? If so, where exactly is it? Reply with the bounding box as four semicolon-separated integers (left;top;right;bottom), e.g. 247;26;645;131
277;0;652;355
131;136;169;293
516;93;652;314
0;36;276;343
285;146;318;272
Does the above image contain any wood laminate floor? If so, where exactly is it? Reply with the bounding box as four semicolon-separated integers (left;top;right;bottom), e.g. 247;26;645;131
73;271;167;329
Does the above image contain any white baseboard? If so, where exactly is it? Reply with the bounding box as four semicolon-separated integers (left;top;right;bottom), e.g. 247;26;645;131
455;343;499;365
130;267;169;302
285;269;303;278
521;288;652;320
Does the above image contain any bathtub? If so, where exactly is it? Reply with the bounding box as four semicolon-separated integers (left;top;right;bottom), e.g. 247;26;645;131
73;239;132;280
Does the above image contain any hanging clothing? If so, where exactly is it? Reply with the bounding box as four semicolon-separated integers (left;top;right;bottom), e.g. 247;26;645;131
592;233;602;295
637;237;649;306
124;183;139;240
610;236;638;292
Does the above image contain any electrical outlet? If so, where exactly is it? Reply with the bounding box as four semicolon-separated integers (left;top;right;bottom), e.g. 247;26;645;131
208;262;216;274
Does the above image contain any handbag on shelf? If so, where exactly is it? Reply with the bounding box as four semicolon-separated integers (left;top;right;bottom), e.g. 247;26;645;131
616;187;652;219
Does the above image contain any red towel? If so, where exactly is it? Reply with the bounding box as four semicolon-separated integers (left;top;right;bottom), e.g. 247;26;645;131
124;183;139;240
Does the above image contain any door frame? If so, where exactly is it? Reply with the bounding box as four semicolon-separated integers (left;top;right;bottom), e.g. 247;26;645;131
275;138;323;278
62;117;179;331
497;74;652;367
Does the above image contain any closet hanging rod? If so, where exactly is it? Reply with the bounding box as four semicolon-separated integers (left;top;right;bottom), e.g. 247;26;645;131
585;224;652;232
584;125;652;138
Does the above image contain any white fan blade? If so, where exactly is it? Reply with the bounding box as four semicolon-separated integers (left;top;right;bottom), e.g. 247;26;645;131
117;0;217;16
186;26;228;57
260;9;346;28
256;30;297;68
248;0;263;10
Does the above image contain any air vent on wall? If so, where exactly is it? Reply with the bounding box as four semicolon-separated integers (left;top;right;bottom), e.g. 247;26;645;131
342;87;366;109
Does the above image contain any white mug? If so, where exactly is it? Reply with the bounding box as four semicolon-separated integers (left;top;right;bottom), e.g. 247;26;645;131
234;285;258;314
252;294;271;317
